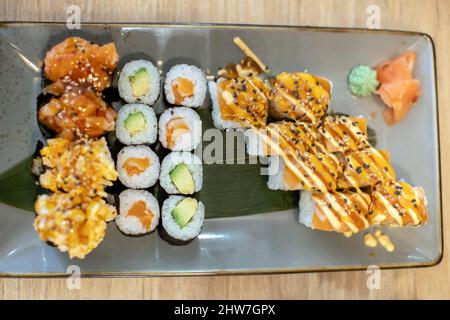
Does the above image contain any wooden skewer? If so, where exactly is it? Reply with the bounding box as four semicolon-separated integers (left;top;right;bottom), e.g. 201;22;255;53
233;37;269;73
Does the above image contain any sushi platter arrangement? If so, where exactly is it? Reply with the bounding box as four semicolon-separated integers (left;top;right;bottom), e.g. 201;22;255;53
0;24;441;275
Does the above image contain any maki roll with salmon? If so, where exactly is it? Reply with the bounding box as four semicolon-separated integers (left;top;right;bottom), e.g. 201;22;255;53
118;60;160;105
160;152;203;195
160;196;205;244
164;64;207;107
117;145;160;189
116;104;157;145
158;107;202;151
116;189;160;235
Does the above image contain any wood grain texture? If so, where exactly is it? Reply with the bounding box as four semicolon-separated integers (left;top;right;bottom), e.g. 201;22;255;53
0;0;449;299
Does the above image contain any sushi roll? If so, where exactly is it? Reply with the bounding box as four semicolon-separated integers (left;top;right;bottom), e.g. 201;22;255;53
244;128;267;158
298;190;370;234
266;153;340;192
266;156;297;191
269;72;331;124
117;145;160;189
369;181;428;227
116;103;157;145
208;77;269;129
158;107;202;151
164;64;207;107
160;195;205;244
160;152;203;195
116;189;160;235
118;60;160;105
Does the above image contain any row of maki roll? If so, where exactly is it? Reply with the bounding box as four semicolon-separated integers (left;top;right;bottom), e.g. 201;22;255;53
115;59;206;243
158;125;205;243
116;60;162;237
119;60;208;109
159;66;206;243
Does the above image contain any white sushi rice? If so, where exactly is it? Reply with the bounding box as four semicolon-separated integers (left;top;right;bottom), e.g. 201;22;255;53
159;152;203;194
208;80;243;129
164;64;207;107
118;60;160;105
244;128;268;157
158;107;202;151
117;145;160;189
116;189;160;235
298;191;314;227
162;195;205;241
266;156;292;191
116;104;157;145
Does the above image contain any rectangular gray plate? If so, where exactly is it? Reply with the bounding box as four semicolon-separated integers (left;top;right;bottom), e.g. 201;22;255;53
0;23;442;276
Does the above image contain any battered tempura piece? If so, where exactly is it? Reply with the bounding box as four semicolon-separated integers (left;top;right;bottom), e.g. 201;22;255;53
39;137;118;199
35;137;118;259
34;193;116;259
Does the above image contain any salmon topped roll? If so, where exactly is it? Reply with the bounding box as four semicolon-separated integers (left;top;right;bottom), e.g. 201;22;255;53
337;147;395;189
369;181;428;227
245;121;322;158
319;116;370;153
269;72;331;124
43;37;119;95
298;190;370;234
267;152;340;192
209;76;269;129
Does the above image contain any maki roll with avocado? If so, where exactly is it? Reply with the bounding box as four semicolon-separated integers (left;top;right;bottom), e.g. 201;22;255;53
164;64;207;108
116;189;160;235
158;107;202;151
118;60;160;105
160;152;203;195
117;145;160;189
160;195;205;244
116;103;157;145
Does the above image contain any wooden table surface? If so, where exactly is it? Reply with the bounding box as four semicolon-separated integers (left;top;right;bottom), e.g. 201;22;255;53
0;0;449;300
